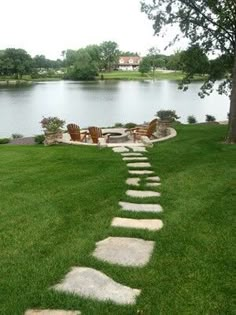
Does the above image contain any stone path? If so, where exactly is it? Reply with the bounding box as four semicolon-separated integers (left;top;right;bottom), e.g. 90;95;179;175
126;189;160;198
53;267;140;305
111;217;163;231
26;144;164;313
25;311;81;315
119;201;163;213
92;237;155;267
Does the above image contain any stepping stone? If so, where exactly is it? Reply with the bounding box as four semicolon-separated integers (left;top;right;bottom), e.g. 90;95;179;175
111;217;163;231
121;153;143;156
129;170;154;175
126;178;140;186
25;311;80;315
147;176;160;182
123;157;148;161
53;267;140;305
112;147;129;153
146;182;161;187
127;162;151;168
126;190;160;198
128;147;147;152
93;237;155;267
119;201;163;213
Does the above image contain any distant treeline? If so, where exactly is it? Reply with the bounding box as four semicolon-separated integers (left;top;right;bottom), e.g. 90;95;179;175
0;41;220;81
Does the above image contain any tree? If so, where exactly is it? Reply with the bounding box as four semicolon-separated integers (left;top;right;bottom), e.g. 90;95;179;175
166;51;183;70
139;57;151;74
0;48;32;78
100;41;119;71
141;0;236;143
67;49;98;80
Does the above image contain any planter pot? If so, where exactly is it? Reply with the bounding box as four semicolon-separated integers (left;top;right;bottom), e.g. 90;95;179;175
44;131;63;145
157;120;171;137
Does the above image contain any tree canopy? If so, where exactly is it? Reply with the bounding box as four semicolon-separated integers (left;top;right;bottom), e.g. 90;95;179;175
141;0;236;143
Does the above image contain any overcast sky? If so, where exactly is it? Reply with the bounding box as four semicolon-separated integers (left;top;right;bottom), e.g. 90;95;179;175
0;0;188;60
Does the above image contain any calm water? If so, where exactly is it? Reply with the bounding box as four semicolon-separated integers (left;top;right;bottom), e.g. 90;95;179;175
0;80;229;137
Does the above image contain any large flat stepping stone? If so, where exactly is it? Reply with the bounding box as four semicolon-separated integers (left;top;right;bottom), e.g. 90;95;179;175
53;267;140;305
111;217;163;231
129;170;154;175
25;311;80;315
146;182;161;187
93;237;155;267
123;157;148;161
147;176;160;182
128;147;147;152
112;147;130;153
126;178;140;186
119;201;163;213
126;190;160;198
127;162;151;168
121;153;143;156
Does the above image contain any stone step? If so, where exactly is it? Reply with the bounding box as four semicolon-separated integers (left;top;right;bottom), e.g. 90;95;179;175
126;190;160;198
121;153;143;156
111;217;163;231
25;311;80;315
147;176;160;182
129;170;154;175
128;147;147;152
112;147;130;153
146;182;161;187
92;237;155;267
127;162;151;168
123;157;148;161
126;178;140;186
53;267;140;305
119;201;163;213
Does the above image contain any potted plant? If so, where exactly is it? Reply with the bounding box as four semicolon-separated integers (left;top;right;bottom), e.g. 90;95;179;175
40;116;65;145
156;110;180;137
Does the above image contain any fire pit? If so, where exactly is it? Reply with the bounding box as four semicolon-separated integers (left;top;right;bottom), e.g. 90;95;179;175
102;128;129;143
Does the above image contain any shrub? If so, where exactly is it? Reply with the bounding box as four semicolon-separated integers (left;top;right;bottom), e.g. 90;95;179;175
34;134;45;144
0;138;10;144
206;114;216;122
187;115;197;124
40;116;65;133
124;122;137;129
12;133;23;139
156;110;180;122
114;122;123;128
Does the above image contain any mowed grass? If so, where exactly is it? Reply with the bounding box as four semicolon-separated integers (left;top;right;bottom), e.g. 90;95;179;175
0;124;235;314
99;71;206;81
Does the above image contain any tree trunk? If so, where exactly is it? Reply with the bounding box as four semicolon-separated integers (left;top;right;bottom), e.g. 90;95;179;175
226;44;236;143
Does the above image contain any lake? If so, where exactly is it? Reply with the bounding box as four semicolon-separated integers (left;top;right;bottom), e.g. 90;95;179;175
0;80;229;137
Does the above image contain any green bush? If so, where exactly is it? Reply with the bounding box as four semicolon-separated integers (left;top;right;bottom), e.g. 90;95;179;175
12;133;23;139
156;110;180;122
187;115;197;124
0;138;10;144
206;114;216;122
34;134;45;144
124;122;137;129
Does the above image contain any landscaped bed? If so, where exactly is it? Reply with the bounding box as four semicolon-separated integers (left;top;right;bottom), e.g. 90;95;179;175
0;124;235;314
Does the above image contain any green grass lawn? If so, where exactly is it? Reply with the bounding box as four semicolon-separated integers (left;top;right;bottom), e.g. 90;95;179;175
99;71;206;81
0;124;235;314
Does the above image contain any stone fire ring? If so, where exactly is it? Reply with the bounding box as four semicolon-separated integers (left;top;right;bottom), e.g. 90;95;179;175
102;128;129;143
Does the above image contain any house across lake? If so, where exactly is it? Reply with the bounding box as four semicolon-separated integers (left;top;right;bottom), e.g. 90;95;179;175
118;56;142;71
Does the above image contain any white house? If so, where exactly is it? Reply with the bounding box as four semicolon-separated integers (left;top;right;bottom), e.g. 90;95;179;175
118;56;142;71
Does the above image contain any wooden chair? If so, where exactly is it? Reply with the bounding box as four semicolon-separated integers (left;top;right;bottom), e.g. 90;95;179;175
130;118;158;142
88;126;110;144
67;123;87;142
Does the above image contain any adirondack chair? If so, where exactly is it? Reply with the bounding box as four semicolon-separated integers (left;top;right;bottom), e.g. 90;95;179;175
88;126;110;144
130;118;158;142
67;123;87;142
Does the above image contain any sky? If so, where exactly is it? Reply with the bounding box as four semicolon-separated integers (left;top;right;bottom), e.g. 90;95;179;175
0;0;189;60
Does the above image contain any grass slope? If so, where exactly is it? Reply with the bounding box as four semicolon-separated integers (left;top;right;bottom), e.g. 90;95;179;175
0;124;235;314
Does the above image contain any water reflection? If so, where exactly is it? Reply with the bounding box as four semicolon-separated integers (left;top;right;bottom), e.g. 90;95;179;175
0;80;229;137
